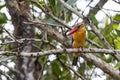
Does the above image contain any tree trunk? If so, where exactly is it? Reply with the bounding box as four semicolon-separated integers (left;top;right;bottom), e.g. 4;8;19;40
5;0;41;80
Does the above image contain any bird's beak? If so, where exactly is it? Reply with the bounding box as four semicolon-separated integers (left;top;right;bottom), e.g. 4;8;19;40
67;27;78;36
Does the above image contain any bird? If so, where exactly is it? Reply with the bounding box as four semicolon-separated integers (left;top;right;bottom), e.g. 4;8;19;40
67;22;86;65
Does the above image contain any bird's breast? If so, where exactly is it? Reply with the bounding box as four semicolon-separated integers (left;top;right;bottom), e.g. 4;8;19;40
72;27;86;48
73;27;86;42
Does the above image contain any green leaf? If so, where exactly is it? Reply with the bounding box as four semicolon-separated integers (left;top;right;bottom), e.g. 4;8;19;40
66;11;72;22
51;60;62;76
67;0;77;5
55;2;63;16
46;18;56;24
115;62;120;69
0;12;8;24
103;25;113;36
58;54;67;61
88;31;96;39
110;32;117;39
50;0;56;6
113;14;120;22
90;13;98;28
115;30;120;37
114;37;120;49
6;44;13;50
105;18;109;26
102;24;113;43
87;62;93;69
113;24;119;30
105;56;113;63
0;4;5;10
0;28;3;34
38;0;45;6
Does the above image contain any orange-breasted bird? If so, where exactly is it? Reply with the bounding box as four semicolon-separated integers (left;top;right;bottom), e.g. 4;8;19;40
67;23;86;65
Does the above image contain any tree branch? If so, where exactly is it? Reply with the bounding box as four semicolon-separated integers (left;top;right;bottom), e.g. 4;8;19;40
87;0;108;17
0;48;120;57
26;20;70;47
1;27;22;43
30;0;103;50
0;48;120;79
0;62;20;74
0;69;13;80
86;39;102;48
58;58;86;80
57;0;83;19
4;0;119;79
31;0;71;30
0;38;41;45
87;21;120;61
57;0;111;49
0;56;13;62
57;0;120;61
80;53;120;80
38;56;48;80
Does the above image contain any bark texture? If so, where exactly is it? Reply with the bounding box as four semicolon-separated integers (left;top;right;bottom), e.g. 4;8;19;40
5;0;41;80
87;0;108;17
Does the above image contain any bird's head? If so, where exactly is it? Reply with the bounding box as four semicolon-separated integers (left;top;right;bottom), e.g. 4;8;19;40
67;23;84;36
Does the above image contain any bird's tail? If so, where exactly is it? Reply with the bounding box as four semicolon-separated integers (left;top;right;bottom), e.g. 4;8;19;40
72;57;78;65
72;53;79;65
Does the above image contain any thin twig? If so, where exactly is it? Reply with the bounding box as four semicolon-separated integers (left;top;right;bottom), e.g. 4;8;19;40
0;56;14;62
80;53;120;79
57;0;83;19
24;21;63;28
90;6;120;12
0;38;41;45
31;0;71;30
57;0;112;49
58;58;86;80
1;27;22;43
0;69;13;80
38;56;48;80
0;62;20;74
87;39;102;48
57;0;120;61
112;0;120;4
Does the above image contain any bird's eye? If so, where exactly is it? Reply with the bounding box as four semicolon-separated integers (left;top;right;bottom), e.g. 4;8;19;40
73;23;84;28
77;25;80;28
77;24;82;28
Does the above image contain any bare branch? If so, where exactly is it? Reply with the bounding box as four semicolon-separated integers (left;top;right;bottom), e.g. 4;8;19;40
0;48;120;79
0;48;120;57
112;0;120;4
0;38;41;45
0;62;20;74
87;21;120;61
80;53;120;80
88;22;112;49
38;56;48;80
26;20;70;47
57;0;111;49
57;0;120;61
1;27;23;43
0;69;13;80
90;6;120;13
57;0;83;18
58;59;86;80
86;39;102;48
24;21;63;28
31;0;71;30
87;0;107;16
0;56;13;62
